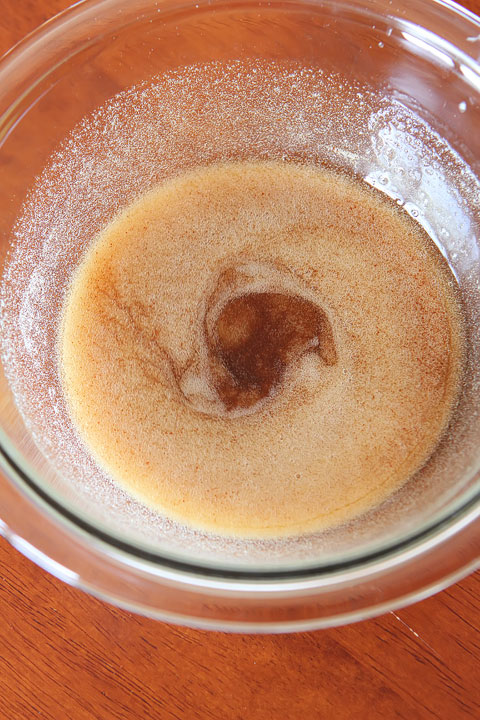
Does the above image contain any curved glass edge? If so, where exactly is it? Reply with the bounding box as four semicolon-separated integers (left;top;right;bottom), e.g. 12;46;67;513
1;516;478;630
0;0;92;66
0;0;479;577
0;0;479;83
80;559;480;631
433;0;480;26
1;440;479;583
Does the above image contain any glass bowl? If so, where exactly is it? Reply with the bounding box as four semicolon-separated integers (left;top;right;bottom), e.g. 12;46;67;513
0;0;479;631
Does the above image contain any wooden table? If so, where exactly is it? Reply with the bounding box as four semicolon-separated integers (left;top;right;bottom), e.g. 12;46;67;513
1;1;479;718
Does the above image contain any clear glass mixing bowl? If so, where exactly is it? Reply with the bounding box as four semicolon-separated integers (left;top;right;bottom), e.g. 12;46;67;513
0;0;479;631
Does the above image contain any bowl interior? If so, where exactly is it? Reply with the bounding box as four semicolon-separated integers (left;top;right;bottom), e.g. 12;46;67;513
0;0;479;572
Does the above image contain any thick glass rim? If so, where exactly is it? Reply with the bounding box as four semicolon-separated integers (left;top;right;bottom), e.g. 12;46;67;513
1;436;480;586
0;0;479;581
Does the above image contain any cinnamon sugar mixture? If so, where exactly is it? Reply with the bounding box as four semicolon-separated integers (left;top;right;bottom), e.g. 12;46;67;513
60;160;464;537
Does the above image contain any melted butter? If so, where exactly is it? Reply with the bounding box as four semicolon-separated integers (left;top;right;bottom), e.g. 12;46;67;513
59;160;464;538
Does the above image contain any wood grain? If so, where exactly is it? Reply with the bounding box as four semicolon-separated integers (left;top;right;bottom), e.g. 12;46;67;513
1;1;480;719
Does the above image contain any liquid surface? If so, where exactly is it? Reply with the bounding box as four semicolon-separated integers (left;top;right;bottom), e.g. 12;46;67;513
60;160;464;537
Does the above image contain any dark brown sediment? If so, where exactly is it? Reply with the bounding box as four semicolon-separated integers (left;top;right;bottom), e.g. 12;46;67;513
210;290;337;410
172;261;338;415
